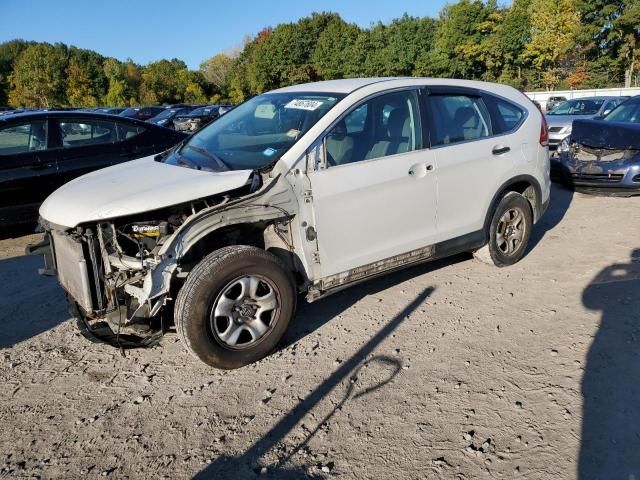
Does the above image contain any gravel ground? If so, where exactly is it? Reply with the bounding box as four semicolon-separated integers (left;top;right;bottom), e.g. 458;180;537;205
1;184;639;480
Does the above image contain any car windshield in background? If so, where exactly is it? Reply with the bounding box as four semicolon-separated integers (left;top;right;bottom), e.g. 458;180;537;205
547;99;604;115
188;106;213;116
602;99;640;123
151;108;184;120
163;92;344;172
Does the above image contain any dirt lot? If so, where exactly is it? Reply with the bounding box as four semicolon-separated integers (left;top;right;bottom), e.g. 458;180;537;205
1;184;639;480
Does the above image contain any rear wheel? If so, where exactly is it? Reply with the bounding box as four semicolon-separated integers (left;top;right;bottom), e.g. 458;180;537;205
175;246;296;369
474;191;533;267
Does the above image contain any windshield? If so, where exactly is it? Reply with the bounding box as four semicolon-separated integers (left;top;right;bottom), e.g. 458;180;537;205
603;99;640;123
120;108;139;116
163;92;344;172
548;98;604;115
189;106;216;116
151;108;185;121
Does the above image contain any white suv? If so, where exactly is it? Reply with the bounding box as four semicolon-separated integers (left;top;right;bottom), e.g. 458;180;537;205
34;78;550;369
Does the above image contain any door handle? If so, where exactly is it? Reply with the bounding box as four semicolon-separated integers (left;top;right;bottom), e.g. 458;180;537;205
408;163;434;177
492;145;511;155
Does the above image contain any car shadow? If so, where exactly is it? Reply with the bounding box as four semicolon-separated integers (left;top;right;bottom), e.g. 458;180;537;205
281;253;469;350
527;182;573;254
0;253;68;349
193;287;435;479
579;248;640;479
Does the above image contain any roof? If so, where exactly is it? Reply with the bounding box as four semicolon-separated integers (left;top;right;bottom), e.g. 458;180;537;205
0;110;146;125
271;78;407;94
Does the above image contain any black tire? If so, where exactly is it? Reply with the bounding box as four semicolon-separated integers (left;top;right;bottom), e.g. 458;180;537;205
175;245;296;369
474;191;533;267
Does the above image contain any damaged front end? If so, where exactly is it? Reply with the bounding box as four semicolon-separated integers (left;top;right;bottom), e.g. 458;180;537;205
551;119;640;194
35;171;299;349
40;204;195;348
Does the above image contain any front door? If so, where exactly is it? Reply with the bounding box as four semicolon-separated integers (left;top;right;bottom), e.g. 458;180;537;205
307;89;438;278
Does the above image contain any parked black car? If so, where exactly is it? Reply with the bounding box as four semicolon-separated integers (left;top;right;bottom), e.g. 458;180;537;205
119;106;166;121
147;106;200;129
0;111;188;226
551;95;640;195
172;105;233;132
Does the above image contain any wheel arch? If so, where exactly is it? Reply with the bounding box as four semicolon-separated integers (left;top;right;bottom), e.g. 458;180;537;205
483;175;542;238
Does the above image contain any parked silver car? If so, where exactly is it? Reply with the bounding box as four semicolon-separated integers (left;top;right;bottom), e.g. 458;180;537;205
546;96;628;151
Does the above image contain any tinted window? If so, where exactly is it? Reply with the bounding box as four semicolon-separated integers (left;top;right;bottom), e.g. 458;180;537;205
60;119;117;147
428;95;491;146
117;122;146;140
0;120;47;155
326;90;422;166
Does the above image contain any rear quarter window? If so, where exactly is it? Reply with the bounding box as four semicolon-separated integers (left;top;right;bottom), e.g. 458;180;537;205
484;96;526;135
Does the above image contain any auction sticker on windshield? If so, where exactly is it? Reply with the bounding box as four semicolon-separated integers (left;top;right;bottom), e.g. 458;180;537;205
285;99;324;111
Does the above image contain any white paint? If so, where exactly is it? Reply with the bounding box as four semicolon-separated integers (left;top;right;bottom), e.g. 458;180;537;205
39;155;252;228
308;149;438;278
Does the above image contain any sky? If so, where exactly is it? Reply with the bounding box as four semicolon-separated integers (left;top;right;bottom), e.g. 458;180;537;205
0;0;450;69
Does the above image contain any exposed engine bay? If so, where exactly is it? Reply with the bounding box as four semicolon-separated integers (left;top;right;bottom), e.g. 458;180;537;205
42;174;284;349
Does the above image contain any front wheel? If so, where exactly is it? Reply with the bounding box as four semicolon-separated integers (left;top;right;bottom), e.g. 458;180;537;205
175;246;296;369
474;191;533;267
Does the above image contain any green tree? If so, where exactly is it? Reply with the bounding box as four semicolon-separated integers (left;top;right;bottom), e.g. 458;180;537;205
200;53;235;92
0;40;33;105
416;0;496;79
140;59;189;104
9;43;68;107
523;0;580;89
66;58;99;106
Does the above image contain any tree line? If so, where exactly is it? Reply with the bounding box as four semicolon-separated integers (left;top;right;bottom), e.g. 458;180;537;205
2;0;639;108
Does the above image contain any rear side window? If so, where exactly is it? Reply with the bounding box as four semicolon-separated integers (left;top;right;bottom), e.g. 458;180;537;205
117;122;146;140
60;119;117;148
0;120;48;155
427;95;491;146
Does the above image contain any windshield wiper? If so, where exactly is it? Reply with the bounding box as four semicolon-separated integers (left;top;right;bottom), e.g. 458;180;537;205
176;154;202;170
185;145;231;171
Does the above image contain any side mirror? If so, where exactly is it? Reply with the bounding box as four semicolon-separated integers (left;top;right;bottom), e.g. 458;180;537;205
592;115;603;121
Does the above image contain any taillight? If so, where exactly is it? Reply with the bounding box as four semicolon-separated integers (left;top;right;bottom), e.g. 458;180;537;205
540;115;549;146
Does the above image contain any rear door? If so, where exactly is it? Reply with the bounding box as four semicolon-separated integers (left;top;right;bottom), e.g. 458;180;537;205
52;117;120;189
424;87;520;241
0;118;60;223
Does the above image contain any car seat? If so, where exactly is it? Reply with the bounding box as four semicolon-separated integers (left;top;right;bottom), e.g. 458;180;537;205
326;120;354;166
366;106;411;159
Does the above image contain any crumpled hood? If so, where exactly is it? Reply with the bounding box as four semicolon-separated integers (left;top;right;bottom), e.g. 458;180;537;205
40;155;252;228
571;119;640;150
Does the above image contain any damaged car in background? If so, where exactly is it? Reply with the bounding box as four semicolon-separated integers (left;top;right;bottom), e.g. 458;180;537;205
551;95;640;195
31;78;550;369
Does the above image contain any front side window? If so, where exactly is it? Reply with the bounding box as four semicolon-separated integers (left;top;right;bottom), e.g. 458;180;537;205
59;119;117;147
0;120;48;155
325;90;422;167
428;95;491;146
163;92;343;172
